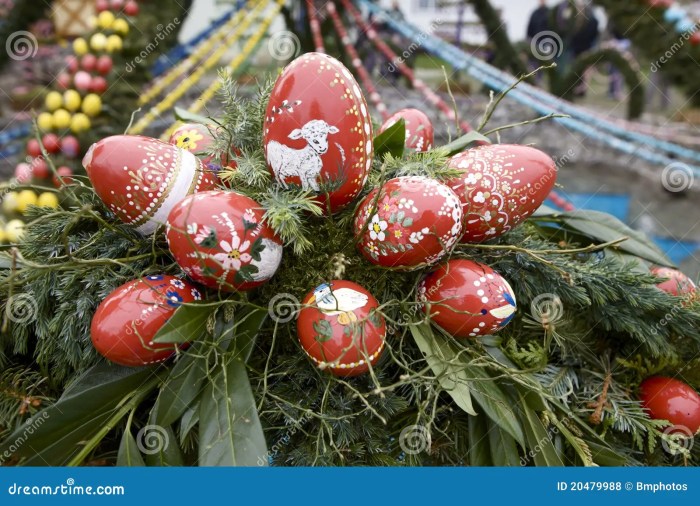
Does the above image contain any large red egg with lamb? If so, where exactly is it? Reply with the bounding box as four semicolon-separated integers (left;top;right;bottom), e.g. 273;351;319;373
82;135;218;235
91;275;203;367
354;176;463;269
639;376;700;433
166;190;283;292
650;266;696;297
297;280;386;376
446;144;557;243
263;53;373;213
379;108;434;152
419;259;516;338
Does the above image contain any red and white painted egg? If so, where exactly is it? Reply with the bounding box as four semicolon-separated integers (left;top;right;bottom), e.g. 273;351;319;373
379;108;434;152
82;135;218;235
354;176;463;269
169;123;229;172
166;190;283;292
651;266;697;296
446;144;557;243
263;53;373;213
297;280;386;376
419;259;516;338
91;275;203;366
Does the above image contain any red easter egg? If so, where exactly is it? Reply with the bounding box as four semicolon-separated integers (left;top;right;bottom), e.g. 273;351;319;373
690;31;700;46
169;123;227;171
297;280;386;376
263;53;373;213
124;0;139;16
651;266;697;296
14;163;32;183
91;275;203;366
66;55;79;73
110;0;125;10
74;70;92;91
81;53;97;72
89;75;108;94
96;0;110;12
31;157;50;179
640;376;700;433
82;135;219;235
354;176;463;269
96;55;113;75
380;108;434;152
42;133;61;154
57;72;71;90
166;190;283;292
447;144;557;243
53;166;74;187
27;139;42;158
419;259;516;338
61;135;80;158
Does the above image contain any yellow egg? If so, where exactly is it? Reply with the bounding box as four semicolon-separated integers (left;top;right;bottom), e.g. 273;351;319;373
16;190;37;214
112;18;129;35
90;33;107;52
52;108;72;129
5;220;25;243
73;37;88;55
105;34;123;53
70;113;91;133
97;11;115;29
37;192;59;209
63;89;82;112
37;112;54;131
2;191;19;214
81;94;102;117
45;91;63;112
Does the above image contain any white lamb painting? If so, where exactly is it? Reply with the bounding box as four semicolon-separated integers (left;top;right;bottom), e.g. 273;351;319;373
266;119;339;192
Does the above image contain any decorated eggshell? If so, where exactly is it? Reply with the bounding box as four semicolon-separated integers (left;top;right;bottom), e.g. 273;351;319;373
91;275;203;366
446;144;557;243
297;280;386;376
169;123;229;172
166;190;283;292
354;176;463;269
379;108;434;152
419;259;516;338
639;376;700;433
263;53;373;213
651;266;697;296
82;135;218;235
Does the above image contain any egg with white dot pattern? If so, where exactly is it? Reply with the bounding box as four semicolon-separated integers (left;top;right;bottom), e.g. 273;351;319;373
263;53;373;213
82;135;219;235
418;259;516;338
446;144;557;243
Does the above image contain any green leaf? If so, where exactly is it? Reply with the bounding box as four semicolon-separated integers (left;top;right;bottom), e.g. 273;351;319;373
198;356;268;466
179;404;200;444
153;303;218;344
144;426;184;467
439;130;491;156
467;414;492;466
519;394;564;466
373;119;405;159
313;319;333;342
409;323;476;416
532;209;674;267
154;349;208;427
173;107;217;126
117;429;145;466
487;419;521;466
228;306;267;362
0;363;157;465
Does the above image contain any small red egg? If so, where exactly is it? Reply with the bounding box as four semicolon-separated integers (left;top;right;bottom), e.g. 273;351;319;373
27;139;42;158
42;133;61;154
74;71;92;92
297;280;386;376
446;144;557;243
81;53;97;72
95;55;113;75
419;259;516;338
166;190;283;292
31;157;50;179
56;72;71;90
14;163;32;183
651;266;697;296
96;0;110;12
379;108;434;152
263;53;373;213
89;75;108;94
354;176;463;269
91;275;203;366
110;0;125;10
82;135;219;235
691;32;700;46
124;0;139;16
66;55;79;73
60;135;80;158
53;166;74;187
640;376;700;433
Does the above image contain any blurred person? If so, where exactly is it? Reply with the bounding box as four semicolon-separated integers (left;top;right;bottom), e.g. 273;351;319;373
606;20;630;101
527;0;551;83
